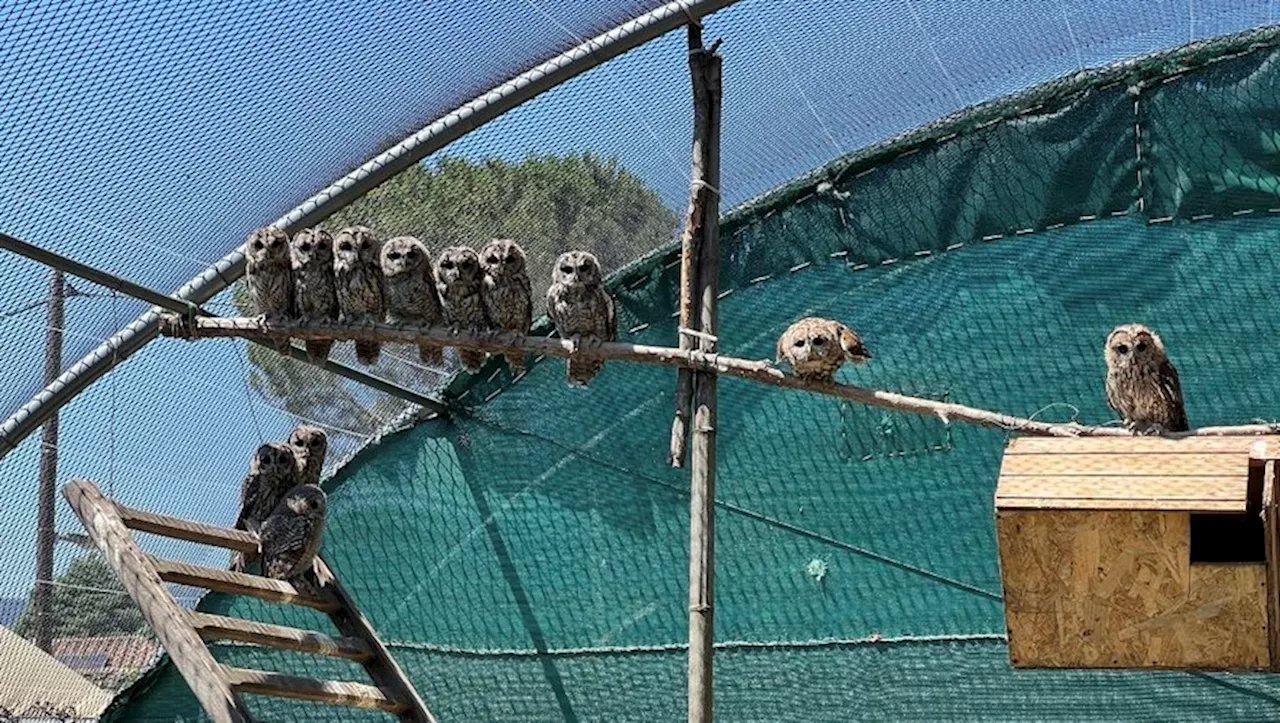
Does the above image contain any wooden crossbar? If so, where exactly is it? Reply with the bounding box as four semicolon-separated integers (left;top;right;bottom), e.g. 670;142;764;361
62;480;438;723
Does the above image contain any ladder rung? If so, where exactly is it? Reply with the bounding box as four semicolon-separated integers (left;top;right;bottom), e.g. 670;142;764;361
117;503;258;553
149;557;340;613
222;665;407;713
189;612;373;662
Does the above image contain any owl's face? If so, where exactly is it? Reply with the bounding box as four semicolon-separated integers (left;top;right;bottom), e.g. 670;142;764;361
381;237;428;276
252;443;296;477
480;239;527;278
289;425;328;463
777;318;847;367
285;484;327;517
436;246;481;287
1106;324;1166;371
290;228;332;267
246;227;290;265
333;226;379;266
552;251;603;288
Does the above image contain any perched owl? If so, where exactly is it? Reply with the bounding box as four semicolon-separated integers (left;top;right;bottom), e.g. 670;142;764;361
435;246;490;373
290;228;338;361
245;227;293;320
1105;323;1189;433
259;483;328;584
231;442;298;572
547;250;616;386
289;425;328;487
480;238;533;374
381;236;445;365
333;226;384;365
775;317;871;383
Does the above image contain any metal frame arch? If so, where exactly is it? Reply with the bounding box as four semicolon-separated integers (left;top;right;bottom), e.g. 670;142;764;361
0;0;742;460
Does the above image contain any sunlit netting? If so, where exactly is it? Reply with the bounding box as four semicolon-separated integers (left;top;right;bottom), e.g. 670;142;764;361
80;29;1280;721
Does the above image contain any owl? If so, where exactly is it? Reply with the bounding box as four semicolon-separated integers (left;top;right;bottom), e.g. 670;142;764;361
547;250;616;386
259;483;328;584
289;425;328;487
231;442;298;572
290;228;338;361
775;317;871;383
1105;323;1189;433
480;238;533;374
435;246;490;373
333;226;384;365
381;236;445;365
245;227;293;320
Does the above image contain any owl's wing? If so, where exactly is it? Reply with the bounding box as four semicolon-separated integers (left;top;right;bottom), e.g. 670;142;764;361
546;284;564;328
263;515;316;559
838;324;870;362
602;289;617;341
235;473;261;531
776;332;786;364
1158;359;1190;432
518;275;534;331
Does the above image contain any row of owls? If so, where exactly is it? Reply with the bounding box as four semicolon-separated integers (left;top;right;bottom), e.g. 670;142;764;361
245;226;617;384
778;318;1187;433
230;425;331;587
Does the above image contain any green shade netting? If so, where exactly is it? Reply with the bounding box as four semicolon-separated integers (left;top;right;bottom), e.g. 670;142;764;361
109;31;1280;722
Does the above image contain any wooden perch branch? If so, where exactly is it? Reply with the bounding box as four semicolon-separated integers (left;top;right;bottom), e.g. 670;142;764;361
158;316;1280;439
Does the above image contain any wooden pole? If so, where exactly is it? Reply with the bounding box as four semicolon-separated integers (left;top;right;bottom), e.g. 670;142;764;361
63;480;251;723
33;270;64;653
687;33;723;723
671;23;713;469
161;316;1280;440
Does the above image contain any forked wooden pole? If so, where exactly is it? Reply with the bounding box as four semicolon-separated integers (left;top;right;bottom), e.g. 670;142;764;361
686;32;723;723
63;480;251;723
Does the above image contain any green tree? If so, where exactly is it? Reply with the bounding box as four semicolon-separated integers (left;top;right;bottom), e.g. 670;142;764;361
15;553;145;640
239;153;678;432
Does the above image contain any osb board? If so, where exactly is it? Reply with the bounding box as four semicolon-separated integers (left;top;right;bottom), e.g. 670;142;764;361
1006;436;1280;456
997;509;1268;670
1000;453;1247;478
997;476;1247;512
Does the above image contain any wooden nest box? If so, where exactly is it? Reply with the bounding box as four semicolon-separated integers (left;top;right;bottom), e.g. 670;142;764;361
995;436;1280;670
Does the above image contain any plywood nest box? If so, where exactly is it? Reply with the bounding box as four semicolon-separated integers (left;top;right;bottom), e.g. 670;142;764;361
995;436;1280;671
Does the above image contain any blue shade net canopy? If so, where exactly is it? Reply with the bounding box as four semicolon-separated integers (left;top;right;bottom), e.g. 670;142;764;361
4;1;1280;721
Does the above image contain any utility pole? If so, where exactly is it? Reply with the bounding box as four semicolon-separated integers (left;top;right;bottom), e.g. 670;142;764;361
33;269;64;651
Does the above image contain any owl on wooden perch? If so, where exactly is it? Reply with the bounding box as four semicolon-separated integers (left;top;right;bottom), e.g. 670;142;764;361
1104;323;1188;434
776;317;871;383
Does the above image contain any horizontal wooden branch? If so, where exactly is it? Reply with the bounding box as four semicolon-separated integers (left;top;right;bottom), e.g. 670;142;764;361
159;316;1280;439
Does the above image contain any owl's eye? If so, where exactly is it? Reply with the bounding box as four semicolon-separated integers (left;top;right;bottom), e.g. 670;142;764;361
407;249;418;258
387;251;400;260
270;238;282;248
505;255;517;264
812;337;826;346
794;339;806;348
441;260;454;269
360;240;370;250
339;241;352;251
560;265;573;274
461;257;475;268
311;438;322;447
577;263;592;272
252;241;263;251
299;242;311;251
486;255;499;265
1135;341;1148;352
1114;343;1129;354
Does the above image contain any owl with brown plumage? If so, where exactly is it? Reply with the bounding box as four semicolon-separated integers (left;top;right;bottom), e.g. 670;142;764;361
333;226;383;365
230;442;298;572
289;425;328;487
245;227;293;320
480;238;533;374
290;228;338;361
776;317;871;383
381;236;445;365
435;246;490;373
1105;323;1189;433
259;483;328;585
547;250;616;386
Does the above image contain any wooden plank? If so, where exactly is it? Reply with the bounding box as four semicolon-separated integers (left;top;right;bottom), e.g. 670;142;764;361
1262;459;1280;671
996;476;1248;513
222;666;405;713
998;509;1269;669
999;453;1248;478
117;503;258;553
317;558;438;723
1007;437;1280;455
188;612;372;662
62;480;252;723
150;557;340;613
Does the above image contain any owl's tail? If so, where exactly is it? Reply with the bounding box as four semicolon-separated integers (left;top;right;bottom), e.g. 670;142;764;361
503;353;526;375
567;358;603;386
418;343;444;366
459;348;487;374
355;340;381;365
306;339;334;361
229;550;256;573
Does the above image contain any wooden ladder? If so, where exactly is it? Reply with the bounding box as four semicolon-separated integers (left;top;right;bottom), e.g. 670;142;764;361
63;479;438;723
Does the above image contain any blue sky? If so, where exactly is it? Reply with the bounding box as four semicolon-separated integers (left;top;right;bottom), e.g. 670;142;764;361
0;0;1272;597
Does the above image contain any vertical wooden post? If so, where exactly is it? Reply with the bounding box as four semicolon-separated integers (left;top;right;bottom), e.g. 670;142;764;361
33;270;64;653
685;28;723;723
1259;446;1280;670
62;480;251;723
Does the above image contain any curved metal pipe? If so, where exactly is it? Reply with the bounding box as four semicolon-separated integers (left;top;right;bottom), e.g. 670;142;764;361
0;0;740;459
